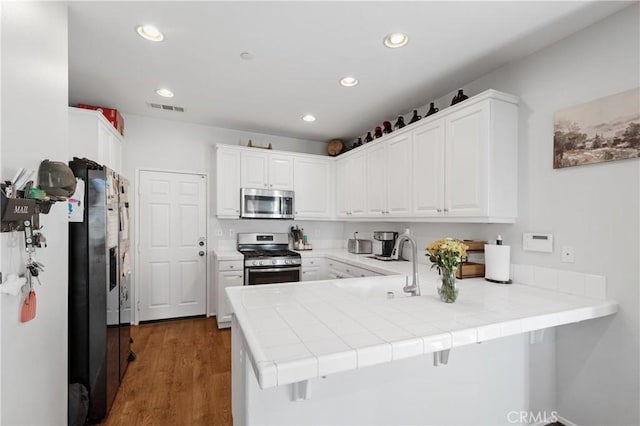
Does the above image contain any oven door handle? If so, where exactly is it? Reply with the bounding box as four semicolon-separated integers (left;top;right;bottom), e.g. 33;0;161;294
249;266;301;273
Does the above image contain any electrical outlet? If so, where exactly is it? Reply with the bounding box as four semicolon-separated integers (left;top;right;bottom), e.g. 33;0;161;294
561;246;575;263
214;229;223;237
229;229;235;237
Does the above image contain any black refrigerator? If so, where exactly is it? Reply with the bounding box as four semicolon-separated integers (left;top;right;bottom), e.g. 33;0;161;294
68;158;132;424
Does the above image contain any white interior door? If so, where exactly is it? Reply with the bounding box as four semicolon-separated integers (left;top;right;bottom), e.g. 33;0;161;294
138;170;207;321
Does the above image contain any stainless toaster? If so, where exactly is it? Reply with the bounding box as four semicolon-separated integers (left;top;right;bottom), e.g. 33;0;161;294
347;232;372;254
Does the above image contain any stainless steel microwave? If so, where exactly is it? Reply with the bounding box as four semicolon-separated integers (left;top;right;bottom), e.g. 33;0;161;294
240;188;294;219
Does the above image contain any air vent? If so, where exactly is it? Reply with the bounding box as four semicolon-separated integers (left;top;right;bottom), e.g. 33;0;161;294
147;102;185;112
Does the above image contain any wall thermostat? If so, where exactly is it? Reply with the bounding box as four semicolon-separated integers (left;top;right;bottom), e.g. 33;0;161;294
523;233;553;253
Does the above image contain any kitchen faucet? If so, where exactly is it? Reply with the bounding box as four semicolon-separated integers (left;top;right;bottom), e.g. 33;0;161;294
391;232;421;296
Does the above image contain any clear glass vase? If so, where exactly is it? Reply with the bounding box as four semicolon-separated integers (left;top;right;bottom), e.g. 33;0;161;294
437;266;458;303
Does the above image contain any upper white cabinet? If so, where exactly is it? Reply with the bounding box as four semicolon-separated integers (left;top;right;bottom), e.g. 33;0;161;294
212;89;518;223
69;107;123;175
366;134;412;217
412;121;445;216
445;102;489;217
293;156;333;219
336;150;367;218
214;145;241;218
412;91;518;221
241;151;293;190
365;142;386;216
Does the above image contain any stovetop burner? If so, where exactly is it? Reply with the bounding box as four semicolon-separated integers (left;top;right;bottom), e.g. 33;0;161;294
237;233;302;267
241;249;300;258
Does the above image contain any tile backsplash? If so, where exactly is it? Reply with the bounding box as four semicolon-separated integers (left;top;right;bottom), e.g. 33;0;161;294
512;264;607;300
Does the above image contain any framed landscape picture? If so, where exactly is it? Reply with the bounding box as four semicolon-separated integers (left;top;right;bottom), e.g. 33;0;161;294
553;87;640;169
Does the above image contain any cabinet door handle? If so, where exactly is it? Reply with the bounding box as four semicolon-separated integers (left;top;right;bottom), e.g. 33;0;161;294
444;208;449;213
437;209;442;213
270;184;273;187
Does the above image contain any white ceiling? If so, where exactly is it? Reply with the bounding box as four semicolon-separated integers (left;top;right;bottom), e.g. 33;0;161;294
68;1;632;142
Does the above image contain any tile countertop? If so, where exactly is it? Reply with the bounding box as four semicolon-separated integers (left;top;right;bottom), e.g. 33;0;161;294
212;249;243;261
226;255;618;389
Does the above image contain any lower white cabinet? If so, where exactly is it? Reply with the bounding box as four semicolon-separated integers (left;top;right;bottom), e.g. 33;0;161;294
326;259;380;279
301;257;325;281
215;259;244;328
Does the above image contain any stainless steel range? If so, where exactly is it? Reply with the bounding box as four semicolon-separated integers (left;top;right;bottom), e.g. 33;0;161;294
238;233;301;285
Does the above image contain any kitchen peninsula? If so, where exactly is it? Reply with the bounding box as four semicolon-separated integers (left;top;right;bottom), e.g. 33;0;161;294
226;252;617;425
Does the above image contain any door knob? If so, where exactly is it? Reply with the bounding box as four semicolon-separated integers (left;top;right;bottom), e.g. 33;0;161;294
199;251;205;256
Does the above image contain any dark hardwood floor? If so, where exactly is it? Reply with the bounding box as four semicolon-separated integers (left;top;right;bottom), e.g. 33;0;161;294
103;317;232;426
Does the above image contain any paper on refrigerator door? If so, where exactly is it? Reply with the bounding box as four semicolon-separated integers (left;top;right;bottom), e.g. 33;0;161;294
67;178;85;222
122;251;131;276
107;209;119;247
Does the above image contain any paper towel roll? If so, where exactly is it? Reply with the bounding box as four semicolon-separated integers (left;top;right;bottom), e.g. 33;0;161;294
484;244;511;283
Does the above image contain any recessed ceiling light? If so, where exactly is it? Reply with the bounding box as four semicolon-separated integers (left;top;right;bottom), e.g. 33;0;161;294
136;25;164;42
383;32;408;49
240;52;254;60
302;114;316;122
155;88;174;98
339;76;359;87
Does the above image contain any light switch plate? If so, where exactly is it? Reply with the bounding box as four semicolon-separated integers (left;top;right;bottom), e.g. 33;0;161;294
523;233;553;253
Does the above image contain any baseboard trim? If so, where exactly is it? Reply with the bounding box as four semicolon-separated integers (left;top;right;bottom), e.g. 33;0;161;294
558;415;579;426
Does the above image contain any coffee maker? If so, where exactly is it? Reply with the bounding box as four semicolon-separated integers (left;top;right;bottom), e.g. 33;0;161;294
373;231;398;261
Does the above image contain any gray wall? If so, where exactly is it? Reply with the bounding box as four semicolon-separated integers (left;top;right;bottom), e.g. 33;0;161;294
0;2;69;424
350;5;640;424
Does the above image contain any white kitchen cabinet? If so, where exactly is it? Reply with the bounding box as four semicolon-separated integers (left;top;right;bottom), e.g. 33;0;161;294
241;151;293;190
412;91;518;221
326;259;380;279
412;121;445;216
214;146;241;218
69;107;123;174
365;142;386;216
210;89;518;223
444;102;489;217
301;257;325;281
215;259;244;328
366;134;413;217
336;151;367;218
293;157;333;219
